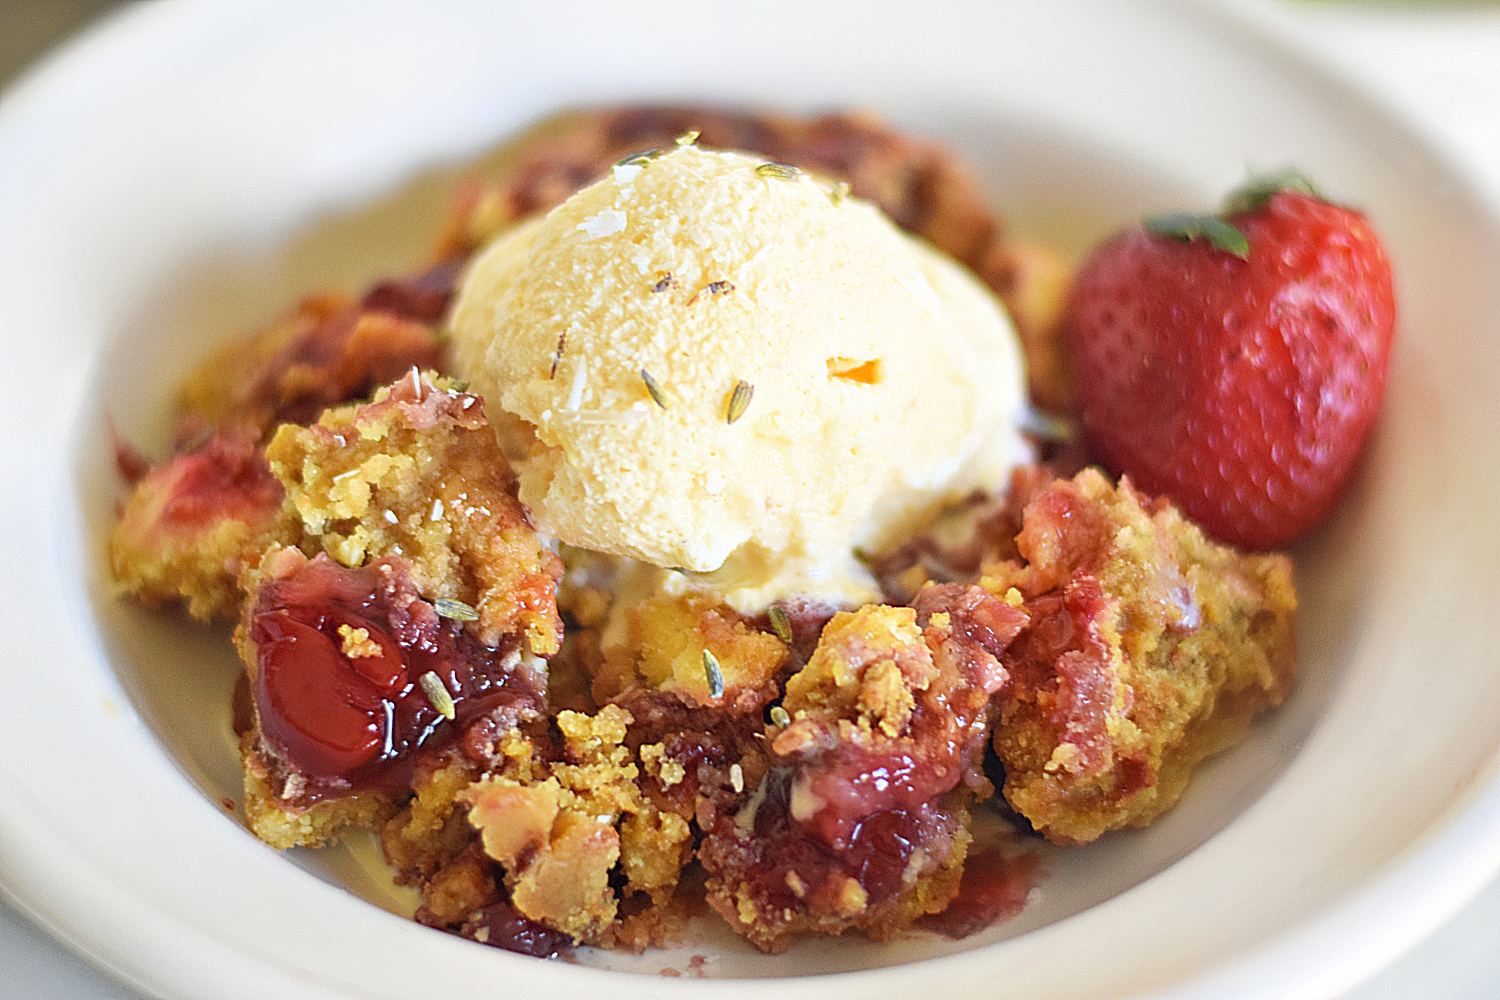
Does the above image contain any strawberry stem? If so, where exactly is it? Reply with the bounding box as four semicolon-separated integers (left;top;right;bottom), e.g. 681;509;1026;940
1145;213;1250;259
1224;169;1320;215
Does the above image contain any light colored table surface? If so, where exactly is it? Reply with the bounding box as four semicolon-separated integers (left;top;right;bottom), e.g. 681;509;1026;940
2;2;1498;997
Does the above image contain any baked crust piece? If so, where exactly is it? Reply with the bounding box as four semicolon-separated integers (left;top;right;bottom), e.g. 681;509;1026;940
109;424;296;619
985;468;1297;843
109;283;450;620
699;596;1020;952
235;373;561;848
264;371;563;654
236;547;547;848
176;279;448;445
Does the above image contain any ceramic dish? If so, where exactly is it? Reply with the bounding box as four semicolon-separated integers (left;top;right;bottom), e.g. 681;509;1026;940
2;1;1499;997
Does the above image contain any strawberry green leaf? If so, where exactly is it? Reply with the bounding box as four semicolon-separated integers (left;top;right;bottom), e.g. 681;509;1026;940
1145;213;1250;259
1224;169;1320;215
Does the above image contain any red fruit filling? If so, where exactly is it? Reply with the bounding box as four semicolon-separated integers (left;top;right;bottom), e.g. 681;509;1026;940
149;428;284;533
460;902;572;959
249;555;543;795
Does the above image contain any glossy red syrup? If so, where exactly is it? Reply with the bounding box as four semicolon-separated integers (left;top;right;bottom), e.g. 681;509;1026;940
920;848;1041;939
250;555;542;795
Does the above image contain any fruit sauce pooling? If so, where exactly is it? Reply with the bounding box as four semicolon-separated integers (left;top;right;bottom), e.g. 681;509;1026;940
250;553;544;799
918;846;1041;940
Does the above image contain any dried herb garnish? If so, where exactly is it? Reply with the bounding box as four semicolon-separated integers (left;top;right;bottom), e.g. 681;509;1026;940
829;180;851;205
616;149;663;167
767;605;793;644
755;162;801;181
726;380;754;424
434;597;479;622
688;280;734;305
419;671;456;720
640;368;668;409
549;331;567;379
675;130;700;147
651;273;676;293
702;649;725;698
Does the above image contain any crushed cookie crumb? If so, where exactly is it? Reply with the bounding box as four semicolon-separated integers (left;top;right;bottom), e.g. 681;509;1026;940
337;624;381;659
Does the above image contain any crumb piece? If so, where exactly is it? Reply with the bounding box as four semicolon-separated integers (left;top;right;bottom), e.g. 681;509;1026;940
265;372;563;653
988;468;1296;843
108;426;296;619
595;591;785;706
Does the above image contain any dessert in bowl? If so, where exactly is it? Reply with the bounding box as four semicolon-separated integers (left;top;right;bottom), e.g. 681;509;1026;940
5;2;1500;997
107;102;1306;957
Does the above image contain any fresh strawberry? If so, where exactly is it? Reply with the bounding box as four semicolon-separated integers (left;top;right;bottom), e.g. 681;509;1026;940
1063;174;1395;550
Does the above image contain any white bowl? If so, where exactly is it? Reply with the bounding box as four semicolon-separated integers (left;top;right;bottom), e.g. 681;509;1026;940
2;1;1499;997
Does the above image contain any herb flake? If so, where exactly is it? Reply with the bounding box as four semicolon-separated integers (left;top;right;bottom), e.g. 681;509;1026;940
767;605;793;644
616;149;663;167
755;162;801;181
702;649;725;699
726;380;754;424
419;671;456;720
434;597;479;622
640;368;668;409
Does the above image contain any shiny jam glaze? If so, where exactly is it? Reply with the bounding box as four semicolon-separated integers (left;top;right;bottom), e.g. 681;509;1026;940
250;554;543;795
795;744;955;851
744;767;952;911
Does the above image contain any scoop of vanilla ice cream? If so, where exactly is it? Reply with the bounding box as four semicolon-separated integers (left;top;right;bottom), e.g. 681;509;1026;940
450;144;1029;611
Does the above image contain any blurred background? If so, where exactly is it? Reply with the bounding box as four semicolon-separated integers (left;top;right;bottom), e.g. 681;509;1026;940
0;0;120;88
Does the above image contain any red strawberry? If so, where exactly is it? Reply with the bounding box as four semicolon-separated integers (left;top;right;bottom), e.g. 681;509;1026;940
1063;175;1395;550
